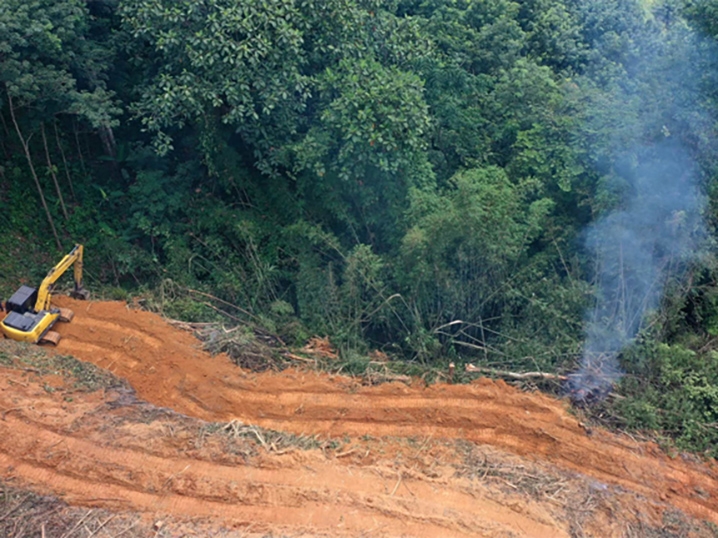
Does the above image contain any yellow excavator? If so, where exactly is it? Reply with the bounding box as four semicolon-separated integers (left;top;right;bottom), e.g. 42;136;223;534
0;244;89;345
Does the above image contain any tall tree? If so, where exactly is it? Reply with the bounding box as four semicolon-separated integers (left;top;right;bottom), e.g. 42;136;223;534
0;0;118;244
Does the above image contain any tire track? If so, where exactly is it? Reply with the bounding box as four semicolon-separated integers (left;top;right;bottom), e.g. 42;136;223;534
0;369;565;537
50;298;718;526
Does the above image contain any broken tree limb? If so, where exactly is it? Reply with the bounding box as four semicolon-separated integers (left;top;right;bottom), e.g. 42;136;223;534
465;364;567;381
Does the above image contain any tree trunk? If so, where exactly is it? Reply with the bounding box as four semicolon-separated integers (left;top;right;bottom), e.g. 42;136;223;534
72;118;87;176
99;124;117;158
53;121;76;202
98;123;122;181
0;110;12;161
41;122;69;220
7;91;62;250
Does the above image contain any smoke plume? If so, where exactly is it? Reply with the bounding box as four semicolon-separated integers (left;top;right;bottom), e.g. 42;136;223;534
569;143;705;403
569;6;711;403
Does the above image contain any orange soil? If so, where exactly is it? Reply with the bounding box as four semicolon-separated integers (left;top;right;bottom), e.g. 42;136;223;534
0;365;578;537
50;298;718;523
0;297;716;535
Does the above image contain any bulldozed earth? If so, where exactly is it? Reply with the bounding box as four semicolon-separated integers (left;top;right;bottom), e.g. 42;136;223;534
0;297;716;537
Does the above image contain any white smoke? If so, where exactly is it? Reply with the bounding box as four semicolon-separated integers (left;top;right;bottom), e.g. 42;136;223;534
570;143;706;402
568;3;711;402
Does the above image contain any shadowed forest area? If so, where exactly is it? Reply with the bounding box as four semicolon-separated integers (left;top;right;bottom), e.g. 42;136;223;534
3;0;718;456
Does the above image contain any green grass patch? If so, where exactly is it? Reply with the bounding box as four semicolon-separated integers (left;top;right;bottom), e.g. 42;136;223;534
0;233;58;299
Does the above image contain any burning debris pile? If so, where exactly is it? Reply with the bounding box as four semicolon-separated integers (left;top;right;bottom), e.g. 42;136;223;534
565;353;620;406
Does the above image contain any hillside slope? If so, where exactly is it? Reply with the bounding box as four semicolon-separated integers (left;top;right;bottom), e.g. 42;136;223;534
0;298;714;536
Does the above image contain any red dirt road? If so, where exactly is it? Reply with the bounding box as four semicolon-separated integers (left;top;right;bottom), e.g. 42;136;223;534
0;297;715;536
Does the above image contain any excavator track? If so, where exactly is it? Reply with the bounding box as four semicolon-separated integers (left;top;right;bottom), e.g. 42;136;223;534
57;308;75;323
40;331;61;346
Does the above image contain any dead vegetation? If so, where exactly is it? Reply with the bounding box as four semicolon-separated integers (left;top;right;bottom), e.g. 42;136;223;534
197;323;283;371
93;400;349;462
156;283;288;371
0;480;141;538
457;441;574;502
196;419;342;456
166;314;421;388
1;332;717;537
358;361;413;385
0;479;274;538
3;295;714;536
156;283;425;384
0;339;122;391
301;336;338;359
456;441;607;537
455;442;718;538
465;363;568;382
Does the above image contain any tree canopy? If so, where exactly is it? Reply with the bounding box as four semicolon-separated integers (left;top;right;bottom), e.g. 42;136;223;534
3;0;718;454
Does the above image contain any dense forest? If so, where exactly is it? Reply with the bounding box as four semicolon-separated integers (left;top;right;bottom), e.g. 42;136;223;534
3;0;718;455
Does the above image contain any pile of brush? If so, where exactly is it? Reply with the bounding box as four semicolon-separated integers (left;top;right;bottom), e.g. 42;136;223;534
198;324;283;371
565;353;619;406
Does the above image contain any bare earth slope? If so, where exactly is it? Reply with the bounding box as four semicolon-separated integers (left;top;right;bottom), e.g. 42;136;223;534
0;365;581;537
0;297;715;536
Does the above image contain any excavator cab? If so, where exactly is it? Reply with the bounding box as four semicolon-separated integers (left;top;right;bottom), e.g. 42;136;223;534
0;244;89;345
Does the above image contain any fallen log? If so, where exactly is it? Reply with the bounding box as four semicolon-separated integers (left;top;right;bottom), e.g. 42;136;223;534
283;352;317;363
464;364;567;381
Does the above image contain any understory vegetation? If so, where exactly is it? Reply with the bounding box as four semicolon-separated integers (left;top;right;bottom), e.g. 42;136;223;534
3;0;718;455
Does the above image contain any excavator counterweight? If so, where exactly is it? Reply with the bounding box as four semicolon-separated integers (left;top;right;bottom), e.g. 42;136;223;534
0;244;89;345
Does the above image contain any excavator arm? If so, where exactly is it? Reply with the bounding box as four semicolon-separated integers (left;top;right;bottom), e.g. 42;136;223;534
34;244;90;312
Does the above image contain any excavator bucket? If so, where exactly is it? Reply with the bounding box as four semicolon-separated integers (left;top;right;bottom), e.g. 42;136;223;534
58;308;75;323
40;331;61;346
70;288;91;301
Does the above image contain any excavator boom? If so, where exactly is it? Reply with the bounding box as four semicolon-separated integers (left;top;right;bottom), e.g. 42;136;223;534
35;244;87;311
